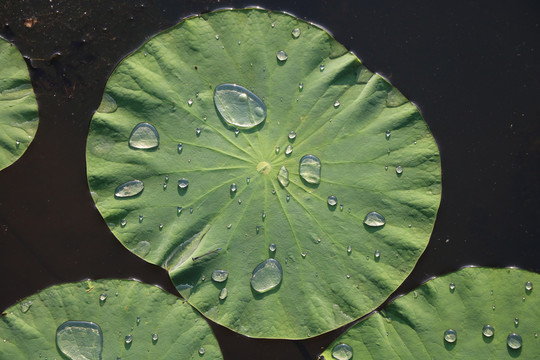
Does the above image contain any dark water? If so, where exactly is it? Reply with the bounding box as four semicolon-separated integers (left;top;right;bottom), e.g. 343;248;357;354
0;1;538;359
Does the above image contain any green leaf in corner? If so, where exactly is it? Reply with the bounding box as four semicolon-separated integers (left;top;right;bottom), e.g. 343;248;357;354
86;8;441;338
0;37;38;171
320;267;540;359
0;279;222;359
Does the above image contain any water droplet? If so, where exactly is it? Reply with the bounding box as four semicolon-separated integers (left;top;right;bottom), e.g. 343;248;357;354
152;333;158;342
238;199;242;204
178;178;189;189
492;305;496;310
413;291;418;298
230;183;237;193
159;224;163;230
226;224;232;229
196;127;201;135
214;84;267;129
120;219;127;227
525;281;533;291
301;251;307;258
215;34;219;40
238;40;241;45
177;206;183;215
291;28;301;38
177;143;183;153
234;128;239;136
164;175;169;183
363;212;386;227
271;22;275;28
129;123;159;149
331;343;353;360
278;165;290;187
262;212;266;220
96;93;118;113
163;183;167;190
396;165;403;174
347;245;352;254
125;334;132;344
115;180;144;198
366;256;370;260
283;145;293;156
187;98;193;106
136;316;140;325
275;146;280;154
286;194;290;201
333;100;340;108
212;270;229;282
20;301;32;313
219;287;228;300
276;50;288;61
246;177;251;184
256;225;260;234
269;243;276;252
514;318;519;326
449;282;455;291
507;333;522;349
299;154;321;184
320;64;325;71
482;324;494;337
99;293;107;302
444;329;457;343
298;82;303;91
199;347;206;355
250;258;283;293
56;321;103;360
374;250;380;259
201;275;206;281
327;196;338;206
346;274;350;279
385;130;391;139
272;190;276;195
288;131;297;140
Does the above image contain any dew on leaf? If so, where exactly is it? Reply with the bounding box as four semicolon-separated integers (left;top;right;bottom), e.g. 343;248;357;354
56;321;103;360
128;123;159;149
214;84;266;129
114;180;144;198
363;212;385;227
299;154;321;184
250;259;283;293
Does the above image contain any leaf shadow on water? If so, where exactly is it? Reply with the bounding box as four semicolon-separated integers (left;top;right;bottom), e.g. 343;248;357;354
443;340;456;352
177;186;188;196
482;335;494;344
507;347;522;358
327;203;337;212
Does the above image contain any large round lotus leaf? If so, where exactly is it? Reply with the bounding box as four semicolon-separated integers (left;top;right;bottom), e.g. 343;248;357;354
0;37;38;171
0;279;222;359
320;267;540;359
86;8;441;338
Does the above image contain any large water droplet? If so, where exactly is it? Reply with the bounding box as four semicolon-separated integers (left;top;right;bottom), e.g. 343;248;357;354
291;28;301;38
285;145;293;155
96;93;117;113
444;329;457;343
129;123;159;149
56;321;103;360
250;258;283;293
482;324;494;337
178;178;189;189
299;154;321;184
276;50;288;61
214;84;267;129
331;343;353;360
219;287;228;300
211;270;229;282
115;180;144;198
363;212;386;227
327;196;337;206
278;165;290;187
507;333;522;349
20;301;32;313
525;281;533;291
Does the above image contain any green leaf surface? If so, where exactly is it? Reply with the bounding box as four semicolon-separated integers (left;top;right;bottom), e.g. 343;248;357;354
0;279;222;359
0;37;38;171
86;8;441;338
321;267;540;359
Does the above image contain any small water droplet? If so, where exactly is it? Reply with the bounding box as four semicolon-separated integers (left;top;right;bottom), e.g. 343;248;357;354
301;251;307;258
339;204;344;211
163;183;167;190
219;287;228;300
187;98;193;106
276;50;288;61
482;324;494;337
238;40;241;45
449;282;455;291
333;100;340;108
363;212;386;227
230;183;237;193
278;165;290;187
177;143;183;153
327;195;338;206
56;321;103;360
120;219;127;227
507;333;522;349
199;347;206;355
20;301;32;313
284;144;293;155
159;224;163;230
275;146;280;154
413;291;418;298
525;281;533;291
256;225;260;234
201;275;206;281
272;190;276;195
234;128;239;136
366;255;370;260
514;318;519;326
374;250;380;259
491;290;494;295
347;245;352;254
250;258;283;293
196;127;201;135
288;131;297;140
215;34;219;40
271;22;275;28
226;224;232;229
124;334;132;344
291;28;301;38
178;178;189;189
190;207;193;214
269;243;276;252
444;329;457;343
286;194;290;201
299;154;321;184
396;165;403;174
246;177;251;184
115;180;144;198
214;84;266;129
331;343;353;360
136;316;140;324
492;305;496;310
99;293;107;302
385;130;391;139
211;270;229;282
320;64;325;71
238;199;242;204
164;175;169;183
177;206;183;215
152;333;158;342
129;123;159;149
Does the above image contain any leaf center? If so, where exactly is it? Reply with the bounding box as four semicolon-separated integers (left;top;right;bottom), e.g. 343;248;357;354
256;161;272;175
